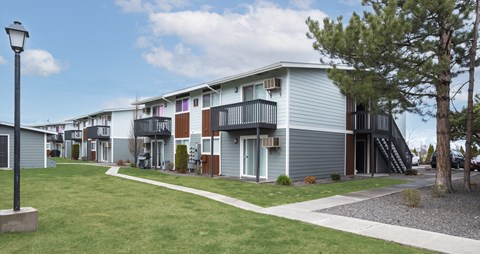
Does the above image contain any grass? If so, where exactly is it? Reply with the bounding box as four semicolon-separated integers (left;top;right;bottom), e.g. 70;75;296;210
51;157;91;163
0;165;429;254
119;168;408;207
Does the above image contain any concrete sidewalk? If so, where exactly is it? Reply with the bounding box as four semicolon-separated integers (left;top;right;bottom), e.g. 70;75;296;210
106;167;480;254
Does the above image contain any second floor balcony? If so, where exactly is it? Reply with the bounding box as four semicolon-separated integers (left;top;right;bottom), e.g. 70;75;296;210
211;99;277;131
47;134;64;143
86;125;110;140
64;130;82;141
134;117;172;137
350;111;390;137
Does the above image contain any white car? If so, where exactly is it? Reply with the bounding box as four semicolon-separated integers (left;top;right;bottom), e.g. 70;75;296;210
412;155;420;166
475;155;480;164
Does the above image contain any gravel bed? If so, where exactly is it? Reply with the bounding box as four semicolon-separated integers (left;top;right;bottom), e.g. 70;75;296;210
318;173;480;240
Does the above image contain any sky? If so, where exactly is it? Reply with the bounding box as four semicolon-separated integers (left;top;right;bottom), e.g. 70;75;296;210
0;0;478;151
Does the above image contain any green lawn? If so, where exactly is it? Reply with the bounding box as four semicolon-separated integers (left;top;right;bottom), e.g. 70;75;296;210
51;157;92;164
0;165;429;253
120;167;408;207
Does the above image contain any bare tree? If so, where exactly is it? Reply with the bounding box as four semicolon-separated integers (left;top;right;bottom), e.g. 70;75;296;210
129;97;143;166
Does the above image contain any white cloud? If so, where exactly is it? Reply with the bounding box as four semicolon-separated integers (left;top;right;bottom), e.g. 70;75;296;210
139;2;327;78
101;96;150;109
115;0;190;13
0;56;6;64
22;49;64;77
289;0;313;10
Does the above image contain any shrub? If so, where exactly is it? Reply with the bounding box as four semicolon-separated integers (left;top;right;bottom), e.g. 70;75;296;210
304;175;316;184
129;162;136;168
276;175;293;186
166;162;174;171
195;164;202;175
431;185;448;198
402;188;421;208
72;144;80;160
175;145;189;173
404;169;418;175
81;156;87;161
330;173;341;181
116;159;124;166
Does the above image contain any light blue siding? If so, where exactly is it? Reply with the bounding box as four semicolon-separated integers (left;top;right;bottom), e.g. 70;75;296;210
289;68;346;131
0;126;46;168
112;138;133;162
289;128;345;180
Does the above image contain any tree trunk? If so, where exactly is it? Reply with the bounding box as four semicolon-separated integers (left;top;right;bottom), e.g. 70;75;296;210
435;26;453;192
465;0;480;191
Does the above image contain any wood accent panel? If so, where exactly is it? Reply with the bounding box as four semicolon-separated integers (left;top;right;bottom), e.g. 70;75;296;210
83;128;87;142
201;154;219;175
202;109;219;137
345;134;355;175
91;151;96;161
175;113;190;138
346;96;355;131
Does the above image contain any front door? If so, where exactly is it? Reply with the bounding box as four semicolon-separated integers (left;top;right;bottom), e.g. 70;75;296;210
152;141;164;168
241;137;266;178
0;135;8;168
101;141;110;162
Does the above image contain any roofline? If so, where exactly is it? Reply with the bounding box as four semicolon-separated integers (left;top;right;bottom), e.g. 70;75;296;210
66;107;138;121
133;61;352;105
0;122;58;135
29;121;72;128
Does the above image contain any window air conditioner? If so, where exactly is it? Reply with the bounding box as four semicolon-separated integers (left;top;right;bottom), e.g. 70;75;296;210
262;137;280;148
263;78;281;90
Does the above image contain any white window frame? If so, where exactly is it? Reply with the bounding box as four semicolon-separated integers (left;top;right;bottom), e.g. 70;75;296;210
46;143;51;150
202;92;220;109
174;139;190;153
201;137;220;155
91;141;97;151
241;83;266;101
239;135;268;179
175;98;189;113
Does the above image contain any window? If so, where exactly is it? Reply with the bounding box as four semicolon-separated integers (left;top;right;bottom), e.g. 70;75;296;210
152;105;164;117
91;141;96;151
202;93;220;108
202;138;219;154
46;143;51;150
176;98;189;113
243;83;265;101
175;139;190;153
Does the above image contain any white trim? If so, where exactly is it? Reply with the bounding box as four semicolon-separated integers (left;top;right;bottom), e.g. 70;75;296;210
151;140;165;168
239;135;269;179
44;134;47;168
110;139;114;163
289;124;353;134
285;68;290;176
0;122;57;135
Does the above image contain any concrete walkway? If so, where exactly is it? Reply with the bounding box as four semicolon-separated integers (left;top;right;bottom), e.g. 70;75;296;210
106;167;480;254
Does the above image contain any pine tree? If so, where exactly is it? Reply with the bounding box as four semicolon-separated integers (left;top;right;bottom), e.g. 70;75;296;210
426;144;435;164
306;0;475;192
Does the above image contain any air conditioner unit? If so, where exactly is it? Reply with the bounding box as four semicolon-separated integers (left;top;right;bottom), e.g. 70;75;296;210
263;78;281;90
262;137;280;148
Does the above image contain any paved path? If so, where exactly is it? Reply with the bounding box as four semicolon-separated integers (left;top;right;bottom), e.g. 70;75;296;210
106;167;480;254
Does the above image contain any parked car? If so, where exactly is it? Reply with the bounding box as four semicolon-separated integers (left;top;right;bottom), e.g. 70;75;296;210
411;155;419;166
470;160;480;171
474;155;480;164
430;150;465;169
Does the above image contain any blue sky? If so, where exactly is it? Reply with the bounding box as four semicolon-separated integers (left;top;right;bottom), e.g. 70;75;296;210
0;0;477;150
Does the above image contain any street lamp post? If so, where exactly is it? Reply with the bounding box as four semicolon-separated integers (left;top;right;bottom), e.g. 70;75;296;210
5;21;29;211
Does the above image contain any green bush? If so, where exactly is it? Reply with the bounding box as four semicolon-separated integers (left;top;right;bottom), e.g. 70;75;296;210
175;145;188;173
276;175;293;186
304;175;316;184
431;185;448;198
402;188;421;207
72;143;80;160
330;173;341;181
404;169;418;175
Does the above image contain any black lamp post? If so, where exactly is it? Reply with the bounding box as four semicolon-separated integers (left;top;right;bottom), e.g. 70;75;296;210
5;21;29;211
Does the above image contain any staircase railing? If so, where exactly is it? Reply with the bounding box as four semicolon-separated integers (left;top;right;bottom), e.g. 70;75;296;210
389;114;412;170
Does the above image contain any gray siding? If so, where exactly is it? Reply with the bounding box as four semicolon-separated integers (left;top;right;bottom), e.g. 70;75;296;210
112;138;133;162
289;68;346;131
289;128;345;180
220;129;286;181
0;126;46;168
163;137;174;165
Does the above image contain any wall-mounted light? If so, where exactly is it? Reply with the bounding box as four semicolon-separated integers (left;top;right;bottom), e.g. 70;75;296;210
234;87;238;93
233;138;238;144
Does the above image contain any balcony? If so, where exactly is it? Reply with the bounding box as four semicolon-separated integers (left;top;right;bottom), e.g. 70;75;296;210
211;99;277;131
86;125;110;139
64;130;82;141
351;111;390;137
47;134;64;143
134;117;172;137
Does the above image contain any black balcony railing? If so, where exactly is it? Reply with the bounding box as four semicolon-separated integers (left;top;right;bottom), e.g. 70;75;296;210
211;99;277;131
47;134;64;143
134;117;172;137
86;125;110;139
64;130;82;141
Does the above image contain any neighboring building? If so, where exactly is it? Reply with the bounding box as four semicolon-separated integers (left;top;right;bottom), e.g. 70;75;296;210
30;121;68;157
66;108;137;163
0;122;57;169
133;61;411;181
